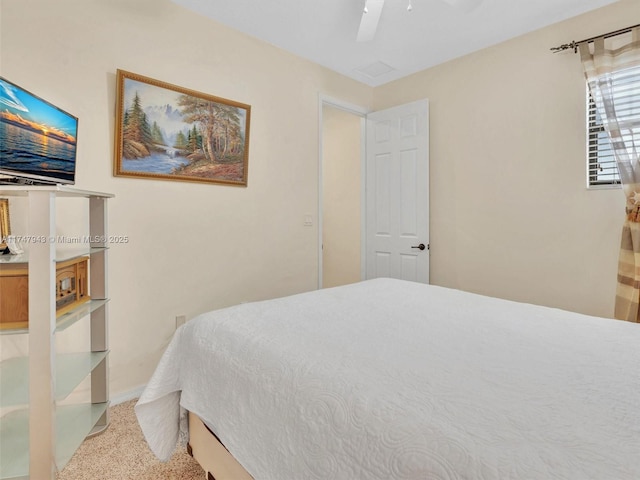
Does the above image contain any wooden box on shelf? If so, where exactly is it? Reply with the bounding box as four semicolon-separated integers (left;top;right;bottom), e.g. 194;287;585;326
0;256;90;330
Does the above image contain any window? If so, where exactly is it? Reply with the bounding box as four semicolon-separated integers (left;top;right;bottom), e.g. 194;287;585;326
587;64;640;188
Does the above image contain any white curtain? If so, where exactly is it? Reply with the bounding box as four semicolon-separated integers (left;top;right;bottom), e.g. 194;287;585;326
580;27;640;322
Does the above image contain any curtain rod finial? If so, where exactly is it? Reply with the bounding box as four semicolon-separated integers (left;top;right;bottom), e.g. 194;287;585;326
550;41;577;53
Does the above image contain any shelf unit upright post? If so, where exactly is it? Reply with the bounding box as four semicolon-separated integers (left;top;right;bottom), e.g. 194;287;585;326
89;195;109;432
28;190;57;480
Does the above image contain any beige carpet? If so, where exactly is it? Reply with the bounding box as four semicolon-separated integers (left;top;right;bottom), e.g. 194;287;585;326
56;399;205;480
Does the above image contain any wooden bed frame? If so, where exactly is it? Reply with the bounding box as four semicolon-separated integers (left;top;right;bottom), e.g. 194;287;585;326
187;411;254;480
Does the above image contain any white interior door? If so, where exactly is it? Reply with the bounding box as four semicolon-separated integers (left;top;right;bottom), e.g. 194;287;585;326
365;99;429;283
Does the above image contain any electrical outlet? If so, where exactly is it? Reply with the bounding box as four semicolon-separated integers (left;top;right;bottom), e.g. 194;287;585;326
175;315;186;329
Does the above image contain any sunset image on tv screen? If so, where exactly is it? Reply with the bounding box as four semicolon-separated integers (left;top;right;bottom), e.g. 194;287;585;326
0;77;77;183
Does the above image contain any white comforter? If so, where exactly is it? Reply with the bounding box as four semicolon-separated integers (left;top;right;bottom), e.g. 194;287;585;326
136;278;640;479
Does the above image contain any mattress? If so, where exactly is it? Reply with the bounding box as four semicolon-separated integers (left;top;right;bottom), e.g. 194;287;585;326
135;278;640;479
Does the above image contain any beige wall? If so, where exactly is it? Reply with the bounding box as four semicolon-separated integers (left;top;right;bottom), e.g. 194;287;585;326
322;105;362;288
0;0;372;395
373;0;634;317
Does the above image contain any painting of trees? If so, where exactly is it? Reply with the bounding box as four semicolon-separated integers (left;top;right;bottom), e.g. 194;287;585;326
174;131;187;149
122;91;155;159
115;70;251;186
151;122;165;145
176;96;246;164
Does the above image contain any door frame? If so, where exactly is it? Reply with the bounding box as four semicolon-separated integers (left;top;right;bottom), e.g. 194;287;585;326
317;94;368;289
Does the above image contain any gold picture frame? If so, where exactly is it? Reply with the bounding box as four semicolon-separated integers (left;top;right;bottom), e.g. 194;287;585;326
113;69;251;186
0;199;10;250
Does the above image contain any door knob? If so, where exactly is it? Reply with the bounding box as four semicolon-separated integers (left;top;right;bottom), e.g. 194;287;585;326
411;243;426;251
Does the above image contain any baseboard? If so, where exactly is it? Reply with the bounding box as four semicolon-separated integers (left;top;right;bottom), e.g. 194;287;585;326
110;385;146;406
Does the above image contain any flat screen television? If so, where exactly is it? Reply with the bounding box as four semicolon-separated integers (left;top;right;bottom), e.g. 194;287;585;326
0;76;78;185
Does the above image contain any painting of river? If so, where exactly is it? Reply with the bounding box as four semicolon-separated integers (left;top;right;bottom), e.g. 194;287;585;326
113;70;251;186
121;148;189;174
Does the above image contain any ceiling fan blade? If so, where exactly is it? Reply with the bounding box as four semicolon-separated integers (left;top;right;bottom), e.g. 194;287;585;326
440;0;483;12
357;0;385;42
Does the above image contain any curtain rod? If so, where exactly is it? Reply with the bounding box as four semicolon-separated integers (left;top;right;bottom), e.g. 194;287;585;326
550;23;640;53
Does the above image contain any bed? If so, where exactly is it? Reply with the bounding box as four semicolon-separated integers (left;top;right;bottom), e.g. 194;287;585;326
135;278;640;479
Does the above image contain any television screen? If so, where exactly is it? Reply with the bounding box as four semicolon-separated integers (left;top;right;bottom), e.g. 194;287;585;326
0;76;78;185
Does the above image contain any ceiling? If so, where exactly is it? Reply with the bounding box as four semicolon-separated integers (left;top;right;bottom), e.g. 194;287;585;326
169;0;620;87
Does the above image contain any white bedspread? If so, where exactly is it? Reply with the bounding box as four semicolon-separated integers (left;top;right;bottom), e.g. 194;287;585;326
136;278;640;479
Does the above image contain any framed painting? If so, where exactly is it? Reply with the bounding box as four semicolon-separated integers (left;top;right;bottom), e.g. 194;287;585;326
114;70;250;186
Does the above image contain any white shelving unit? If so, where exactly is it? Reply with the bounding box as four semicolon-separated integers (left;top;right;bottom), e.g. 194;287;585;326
0;186;113;480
